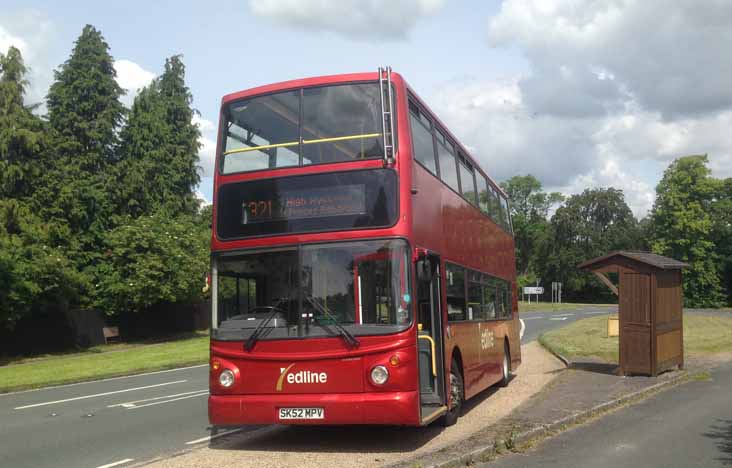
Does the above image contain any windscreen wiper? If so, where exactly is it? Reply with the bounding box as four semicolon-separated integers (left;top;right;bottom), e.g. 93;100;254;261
245;305;283;351
305;296;360;348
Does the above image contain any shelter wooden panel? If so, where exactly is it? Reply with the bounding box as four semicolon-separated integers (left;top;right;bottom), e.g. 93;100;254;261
579;251;688;376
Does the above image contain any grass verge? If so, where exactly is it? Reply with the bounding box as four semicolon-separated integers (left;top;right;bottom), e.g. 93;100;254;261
539;314;732;362
0;332;209;393
519;301;616;313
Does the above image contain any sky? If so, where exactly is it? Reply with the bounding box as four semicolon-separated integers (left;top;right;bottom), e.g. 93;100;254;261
2;0;731;218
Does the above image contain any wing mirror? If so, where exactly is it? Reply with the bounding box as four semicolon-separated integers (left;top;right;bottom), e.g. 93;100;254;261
416;258;433;282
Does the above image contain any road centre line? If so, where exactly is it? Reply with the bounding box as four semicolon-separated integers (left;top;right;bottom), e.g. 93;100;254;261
521;316;542;321
549;317;568;321
552;313;575;317
186;428;245;445
126;391;208;409
14;380;187;410
0;364;208;397
108;389;208;408
95;458;135;468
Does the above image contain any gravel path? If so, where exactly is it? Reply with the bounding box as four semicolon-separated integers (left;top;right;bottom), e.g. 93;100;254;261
148;342;563;468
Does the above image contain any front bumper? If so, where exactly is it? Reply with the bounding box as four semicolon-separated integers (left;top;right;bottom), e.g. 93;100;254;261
209;390;419;426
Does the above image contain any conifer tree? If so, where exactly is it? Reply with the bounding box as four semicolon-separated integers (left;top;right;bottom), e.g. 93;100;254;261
116;55;201;218
37;25;126;278
47;25;125;170
0;46;46;200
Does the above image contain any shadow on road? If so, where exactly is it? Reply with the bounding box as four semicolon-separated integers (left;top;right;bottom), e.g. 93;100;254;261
569;361;619;375
704;418;732;466
209;423;444;453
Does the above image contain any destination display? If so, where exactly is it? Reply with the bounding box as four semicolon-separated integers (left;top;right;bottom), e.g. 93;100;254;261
216;169;397;239
242;185;366;224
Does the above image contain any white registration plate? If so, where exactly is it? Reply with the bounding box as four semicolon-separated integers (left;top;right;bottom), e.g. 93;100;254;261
278;407;324;420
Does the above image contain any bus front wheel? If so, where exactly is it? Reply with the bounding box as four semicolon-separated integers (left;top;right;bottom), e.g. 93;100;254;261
439;358;464;427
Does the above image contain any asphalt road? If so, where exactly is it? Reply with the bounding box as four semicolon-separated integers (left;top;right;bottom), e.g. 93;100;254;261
0;306;610;468
519;306;617;342
0;364;224;468
484;360;732;468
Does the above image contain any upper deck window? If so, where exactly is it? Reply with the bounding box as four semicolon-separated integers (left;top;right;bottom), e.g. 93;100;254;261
459;156;477;206
409;105;437;175
221;83;388;174
436;134;460;193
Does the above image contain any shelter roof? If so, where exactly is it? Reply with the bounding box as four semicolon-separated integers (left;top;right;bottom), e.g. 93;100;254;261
578;251;689;271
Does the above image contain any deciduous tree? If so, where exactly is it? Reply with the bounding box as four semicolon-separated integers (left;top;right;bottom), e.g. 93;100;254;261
650;155;724;307
537;187;641;302
501;175;563;276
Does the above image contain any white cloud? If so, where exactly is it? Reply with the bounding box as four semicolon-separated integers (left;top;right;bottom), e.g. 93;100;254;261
425;0;732;219
488;0;732;119
554;159;656;219
0;25;28;54
193;114;215;133
114;59;156;107
0;10;55;108
249;0;444;40
193;115;217;177
196;189;212;206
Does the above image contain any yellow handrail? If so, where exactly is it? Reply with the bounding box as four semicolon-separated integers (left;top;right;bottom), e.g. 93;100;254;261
223;140;299;156
222;132;382;156
418;335;437;377
302;133;381;145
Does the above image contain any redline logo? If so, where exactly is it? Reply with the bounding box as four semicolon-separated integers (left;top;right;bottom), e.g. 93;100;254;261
275;364;328;391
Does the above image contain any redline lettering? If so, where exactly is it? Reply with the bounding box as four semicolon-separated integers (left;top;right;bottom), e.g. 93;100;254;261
285;370;328;384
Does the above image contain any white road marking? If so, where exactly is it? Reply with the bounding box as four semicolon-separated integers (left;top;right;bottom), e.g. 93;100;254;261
186;428;244;445
521;316;542;321
519;319;525;340
125;391;208;409
0;364;208;397
550;317;568;321
553;313;575;317
14;380;187;410
108;389;208;408
95;458;134;468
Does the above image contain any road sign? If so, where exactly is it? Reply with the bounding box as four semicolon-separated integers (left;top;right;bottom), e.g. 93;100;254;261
523;286;544;295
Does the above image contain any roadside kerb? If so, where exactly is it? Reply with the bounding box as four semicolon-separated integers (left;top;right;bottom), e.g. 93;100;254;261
536;336;570;367
398;370;690;468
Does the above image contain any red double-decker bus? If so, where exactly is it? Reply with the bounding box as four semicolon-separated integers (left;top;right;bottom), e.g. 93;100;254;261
209;68;520;427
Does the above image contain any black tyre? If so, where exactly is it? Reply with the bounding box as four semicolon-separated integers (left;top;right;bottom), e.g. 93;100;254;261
498;341;511;387
439;358;464;427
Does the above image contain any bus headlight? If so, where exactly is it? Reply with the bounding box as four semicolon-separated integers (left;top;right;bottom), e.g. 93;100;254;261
370;365;389;385
219;369;235;388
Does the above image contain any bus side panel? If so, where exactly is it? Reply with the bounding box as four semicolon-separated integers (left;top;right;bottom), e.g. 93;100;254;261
409;162;519;401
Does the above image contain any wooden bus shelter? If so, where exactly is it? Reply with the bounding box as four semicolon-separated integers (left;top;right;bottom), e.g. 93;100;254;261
578;251;688;376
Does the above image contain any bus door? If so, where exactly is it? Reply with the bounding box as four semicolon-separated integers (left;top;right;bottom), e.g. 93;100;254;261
416;253;446;422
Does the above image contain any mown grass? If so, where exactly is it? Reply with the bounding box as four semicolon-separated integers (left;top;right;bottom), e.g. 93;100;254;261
539;314;732;363
0;332;209;393
519;301;616;313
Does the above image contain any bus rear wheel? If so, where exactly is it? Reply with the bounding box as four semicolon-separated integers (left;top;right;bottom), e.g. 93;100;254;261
439;358;463;427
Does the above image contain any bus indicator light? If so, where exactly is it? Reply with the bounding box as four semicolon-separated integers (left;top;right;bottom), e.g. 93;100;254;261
389;355;401;366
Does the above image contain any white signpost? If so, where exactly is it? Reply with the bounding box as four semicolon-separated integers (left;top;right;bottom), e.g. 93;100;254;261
551;281;563;304
523;286;544;303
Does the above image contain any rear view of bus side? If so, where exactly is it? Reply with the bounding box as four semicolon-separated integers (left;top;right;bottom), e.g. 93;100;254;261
209;68;520;428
